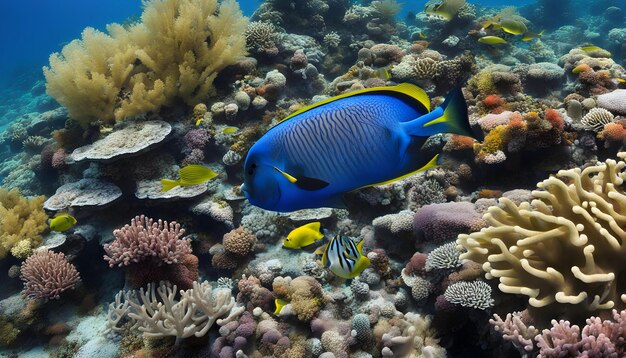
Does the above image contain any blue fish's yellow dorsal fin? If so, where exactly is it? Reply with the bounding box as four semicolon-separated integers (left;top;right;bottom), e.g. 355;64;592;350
357;154;441;189
279;83;431;123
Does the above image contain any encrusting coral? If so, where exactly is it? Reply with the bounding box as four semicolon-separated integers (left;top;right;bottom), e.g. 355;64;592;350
0;188;48;260
459;152;626;318
43;0;248;125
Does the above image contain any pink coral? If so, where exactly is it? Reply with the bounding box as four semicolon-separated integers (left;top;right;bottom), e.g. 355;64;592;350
533;310;626;357
413;202;484;242
21;250;81;300
183;128;210;151
103;215;191;267
51;148;67;169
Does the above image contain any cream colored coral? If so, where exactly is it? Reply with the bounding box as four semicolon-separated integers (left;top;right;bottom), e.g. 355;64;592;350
0;189;48;260
44;0;248;126
116;280;244;338
458;153;626;313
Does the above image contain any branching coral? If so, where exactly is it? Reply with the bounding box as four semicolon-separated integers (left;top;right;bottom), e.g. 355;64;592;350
107;280;244;339
44;0;248;125
21;250;81;300
0;188;48;260
103;215;191;267
459;152;626;316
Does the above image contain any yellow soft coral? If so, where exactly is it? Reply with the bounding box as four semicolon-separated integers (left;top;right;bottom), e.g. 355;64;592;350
44;0;248;126
0;189;48;260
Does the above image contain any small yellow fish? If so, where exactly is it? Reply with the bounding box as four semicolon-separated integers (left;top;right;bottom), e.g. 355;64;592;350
572;64;591;74
580;45;603;52
521;30;544;41
418;31;428;39
283;222;325;249
49;213;77;232
161;165;219;192
223;127;239;134
372;67;392;80
478;36;508;45
424;0;466;21
613;77;626;84
274;298;289;315
195;117;203;126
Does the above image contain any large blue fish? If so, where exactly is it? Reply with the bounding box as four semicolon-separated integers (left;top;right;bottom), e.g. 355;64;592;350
242;83;480;212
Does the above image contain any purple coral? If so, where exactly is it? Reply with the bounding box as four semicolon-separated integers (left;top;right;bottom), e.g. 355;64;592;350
21;250;81;300
103;215;191;267
537;311;626;357
183;128;210;151
413;202;484;242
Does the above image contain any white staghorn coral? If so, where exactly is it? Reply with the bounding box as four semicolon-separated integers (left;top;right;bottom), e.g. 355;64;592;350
107;280;243;339
458;152;626;314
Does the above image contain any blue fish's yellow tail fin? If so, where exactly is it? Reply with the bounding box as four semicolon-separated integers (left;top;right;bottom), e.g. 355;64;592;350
160;179;180;192
402;86;483;141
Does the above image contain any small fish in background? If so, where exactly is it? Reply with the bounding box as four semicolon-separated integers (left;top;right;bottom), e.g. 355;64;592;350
283;222;325;249
612;77;626;86
424;0;466;21
418;31;428;39
498;17;528;35
49;213;77;232
274;298;289;315
195;117;203;126
572;64;591;74
161;164;219;192
521;30;544;42
223;126;239;134
478;36;508;45
371;67;392;80
580;45;612;57
321;235;370;279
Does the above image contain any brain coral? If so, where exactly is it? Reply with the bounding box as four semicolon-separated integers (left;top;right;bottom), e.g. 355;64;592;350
458;152;626;317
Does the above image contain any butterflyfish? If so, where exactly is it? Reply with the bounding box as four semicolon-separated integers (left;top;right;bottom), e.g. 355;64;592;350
161;165;218;192
49;213;77;232
283;222;325;249
321;235;370;279
274;298;289;315
241;83;481;212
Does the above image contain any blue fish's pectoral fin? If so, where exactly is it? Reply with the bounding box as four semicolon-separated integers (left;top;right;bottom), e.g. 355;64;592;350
400;86;484;141
274;167;330;191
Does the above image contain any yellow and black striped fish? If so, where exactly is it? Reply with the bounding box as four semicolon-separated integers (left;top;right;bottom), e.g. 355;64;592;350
321;235;370;279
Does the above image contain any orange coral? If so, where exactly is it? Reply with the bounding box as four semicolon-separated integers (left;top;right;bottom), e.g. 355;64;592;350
483;94;502;108
600;123;626;142
478;189;502;199
544;109;564;132
443;134;475;152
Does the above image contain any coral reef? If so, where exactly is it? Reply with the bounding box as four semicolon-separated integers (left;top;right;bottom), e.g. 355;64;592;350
0;188;47;259
43;0;248;125
20;250;81;300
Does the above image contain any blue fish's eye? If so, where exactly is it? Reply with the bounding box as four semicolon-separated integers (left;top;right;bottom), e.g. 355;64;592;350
251;163;257;168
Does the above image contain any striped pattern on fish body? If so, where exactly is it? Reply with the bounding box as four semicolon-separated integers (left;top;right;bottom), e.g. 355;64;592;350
270;95;423;191
322;235;370;279
242;83;480;212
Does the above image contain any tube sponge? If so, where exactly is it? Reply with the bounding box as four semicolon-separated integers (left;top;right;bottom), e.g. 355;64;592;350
43;0;248;126
458;152;626;316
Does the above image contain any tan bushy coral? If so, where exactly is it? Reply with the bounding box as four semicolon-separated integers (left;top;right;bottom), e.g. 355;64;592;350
287;276;325;322
44;0;248;126
458;153;626;317
0;189;48;259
